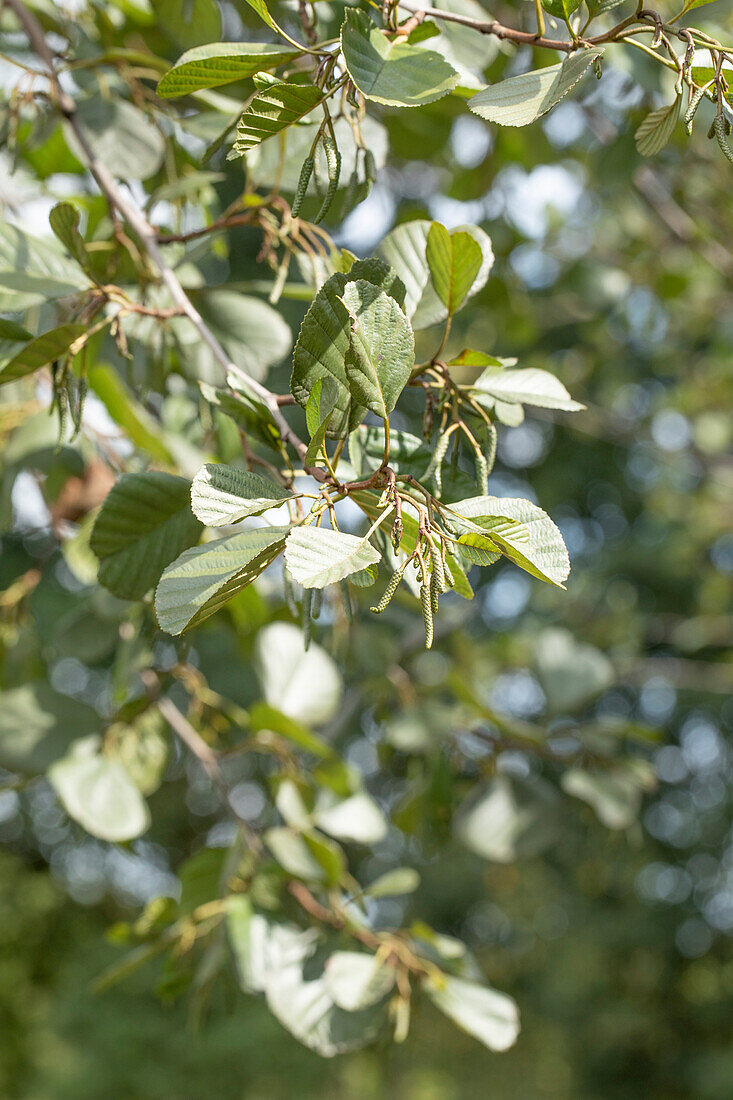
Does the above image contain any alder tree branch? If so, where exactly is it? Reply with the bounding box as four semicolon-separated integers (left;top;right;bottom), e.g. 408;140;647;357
6;0;317;475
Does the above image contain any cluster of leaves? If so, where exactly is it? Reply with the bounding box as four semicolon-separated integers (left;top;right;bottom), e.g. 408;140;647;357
0;0;728;1065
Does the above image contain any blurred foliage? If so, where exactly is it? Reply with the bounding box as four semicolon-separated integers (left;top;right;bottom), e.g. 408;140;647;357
0;0;732;1094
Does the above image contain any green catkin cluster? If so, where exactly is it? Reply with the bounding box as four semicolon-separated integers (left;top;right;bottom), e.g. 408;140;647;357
313;136;341;225
283;568;299;619
339;579;353;622
420;581;434;649
713;114;733;162
684;86;706;134
302;588;313;650
485;422;498;476
311;588;323;620
429;543;446;614
291;156;315;217
430;429;453;496
474;448;489;493
370;558;409;613
364;149;377;183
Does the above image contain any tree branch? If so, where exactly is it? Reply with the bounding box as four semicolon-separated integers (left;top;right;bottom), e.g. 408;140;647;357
6;0;318;477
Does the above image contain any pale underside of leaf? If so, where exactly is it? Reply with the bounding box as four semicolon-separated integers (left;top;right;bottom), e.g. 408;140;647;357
191;463;291;525
285;526;381;589
450;496;570;587
155;526;290;634
469;48;604;127
230;76;324;155
635;96;681;157
472;367;585;412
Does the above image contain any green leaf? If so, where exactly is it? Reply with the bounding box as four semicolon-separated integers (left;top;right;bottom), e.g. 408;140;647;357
585;0;629;15
48;201;92;274
157;0;221;48
91;472;203;601
0;324;85;386
471;366;584;412
304;377;337;465
253;622;343;726
455;775;561;863
541;0;583;18
324;952;396;1011
426;975;519;1052
67;96;166;180
190;464;291;526
284;526;381;589
340;9;458;108
469;48;604;127
249;703;335;758
0;318;32;342
0;223;89;310
49;736;150;843
155;525;289;635
314;792;388;844
450;496;570;588
190;290;292;382
157;42;299;97
364;867;421;898
379;219;493;329
241;0;280;32
229;75;324;156
0;683;99;774
635;97;681;157
265;827;336;882
425;223;483;315
341;280;414;419
291;259;406;437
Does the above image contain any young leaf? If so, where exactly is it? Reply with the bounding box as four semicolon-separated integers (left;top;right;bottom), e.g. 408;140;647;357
471;367;585;412
340;9;458;108
304;377;337;465
324;952;396;1011
48;202;93;275
49;737;150;843
541;0;583;18
426;975;520;1052
284;526;381;589
155;526;290;635
341;280;414;419
450;496;570;587
425;223;483;315
635;97;681;157
0;324;86;386
157;42;299;97
90;472;203;601
469;48;604;127
379;219;493;329
190;464;291;526
229;75;324;156
253;622;343;726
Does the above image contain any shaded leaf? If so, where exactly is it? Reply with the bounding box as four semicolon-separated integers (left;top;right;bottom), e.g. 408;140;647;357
635;97;681;157
0;223;89;310
91;472;202;601
0;324;85;386
48;201;92;274
67;96;166;180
